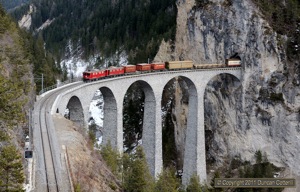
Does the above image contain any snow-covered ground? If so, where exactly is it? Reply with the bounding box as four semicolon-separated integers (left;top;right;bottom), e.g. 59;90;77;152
88;90;104;147
61;40;98;78
89;90;104;127
60;40;129;79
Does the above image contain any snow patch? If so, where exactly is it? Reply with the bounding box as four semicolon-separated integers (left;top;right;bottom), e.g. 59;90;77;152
36;19;55;32
89;91;104;128
89;90;104;147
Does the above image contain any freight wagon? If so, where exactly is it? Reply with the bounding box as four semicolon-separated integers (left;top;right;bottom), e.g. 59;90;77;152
193;63;224;69
106;67;125;76
124;65;137;73
165;60;194;70
136;63;151;71
151;62;165;71
225;59;241;67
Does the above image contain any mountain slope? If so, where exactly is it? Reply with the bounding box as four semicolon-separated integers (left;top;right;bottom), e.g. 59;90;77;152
0;4;34;128
0;0;29;11
12;0;177;65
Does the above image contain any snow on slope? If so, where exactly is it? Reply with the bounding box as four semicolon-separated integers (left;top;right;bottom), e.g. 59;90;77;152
61;40;129;78
89;90;104;128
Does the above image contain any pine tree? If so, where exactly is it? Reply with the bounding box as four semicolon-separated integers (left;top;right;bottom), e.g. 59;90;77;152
186;174;202;192
0;145;25;192
0;73;26;126
255;150;263;164
210;171;224;192
100;142;121;177
155;167;180;192
122;146;155;192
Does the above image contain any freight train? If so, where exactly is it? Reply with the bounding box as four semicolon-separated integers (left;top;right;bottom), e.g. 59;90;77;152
82;59;241;82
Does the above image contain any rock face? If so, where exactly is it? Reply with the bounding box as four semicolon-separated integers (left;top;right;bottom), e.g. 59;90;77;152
171;77;189;171
155;0;300;182
18;5;34;30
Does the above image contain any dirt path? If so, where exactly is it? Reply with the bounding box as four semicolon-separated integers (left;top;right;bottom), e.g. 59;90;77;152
53;114;120;192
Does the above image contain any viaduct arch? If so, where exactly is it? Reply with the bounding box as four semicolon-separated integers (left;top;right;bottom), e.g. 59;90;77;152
51;68;242;185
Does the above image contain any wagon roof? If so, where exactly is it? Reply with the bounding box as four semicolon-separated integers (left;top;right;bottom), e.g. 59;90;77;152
137;63;150;65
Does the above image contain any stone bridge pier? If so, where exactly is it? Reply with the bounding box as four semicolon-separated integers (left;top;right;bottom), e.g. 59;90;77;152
52;68;242;185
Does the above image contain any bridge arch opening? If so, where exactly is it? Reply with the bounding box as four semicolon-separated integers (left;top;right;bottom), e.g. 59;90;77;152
98;87;118;147
122;80;155;154
88;89;104;146
204;73;242;178
123;82;145;152
161;76;197;178
88;87;118;148
123;80;158;175
66;96;84;128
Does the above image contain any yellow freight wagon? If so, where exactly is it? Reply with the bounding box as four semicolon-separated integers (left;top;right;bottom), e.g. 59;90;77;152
165;60;194;70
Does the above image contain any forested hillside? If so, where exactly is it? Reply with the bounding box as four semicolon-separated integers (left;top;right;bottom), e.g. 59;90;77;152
0;4;33;129
0;2;63;189
252;0;300;60
0;0;28;11
11;0;177;66
0;3;31;190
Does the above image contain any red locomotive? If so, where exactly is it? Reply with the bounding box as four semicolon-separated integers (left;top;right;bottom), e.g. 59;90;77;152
83;69;106;82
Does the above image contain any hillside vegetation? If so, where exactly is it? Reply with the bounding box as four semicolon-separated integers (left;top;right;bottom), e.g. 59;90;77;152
252;0;300;60
11;0;177;65
0;0;28;11
0;4;31;127
0;4;32;190
0;3;63;189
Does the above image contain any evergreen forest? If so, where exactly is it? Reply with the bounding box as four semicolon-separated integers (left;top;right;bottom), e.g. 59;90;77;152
0;4;30;191
11;0;177;65
0;0;28;11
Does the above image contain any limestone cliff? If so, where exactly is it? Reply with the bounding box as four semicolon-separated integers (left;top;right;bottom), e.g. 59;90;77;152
156;0;300;183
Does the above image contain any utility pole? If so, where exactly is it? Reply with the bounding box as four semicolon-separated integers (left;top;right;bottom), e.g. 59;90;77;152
42;73;44;92
34;73;44;94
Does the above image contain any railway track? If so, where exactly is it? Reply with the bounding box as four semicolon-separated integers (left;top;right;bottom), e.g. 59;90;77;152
32;82;83;192
39;91;59;191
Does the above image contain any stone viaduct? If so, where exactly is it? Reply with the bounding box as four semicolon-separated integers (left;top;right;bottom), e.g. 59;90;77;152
51;67;242;185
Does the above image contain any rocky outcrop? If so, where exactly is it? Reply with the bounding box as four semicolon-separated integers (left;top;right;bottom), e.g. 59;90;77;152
155;0;300;182
18;5;34;30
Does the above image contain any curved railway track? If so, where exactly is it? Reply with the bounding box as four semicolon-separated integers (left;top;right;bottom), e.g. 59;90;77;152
39;91;59;191
33;82;83;192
